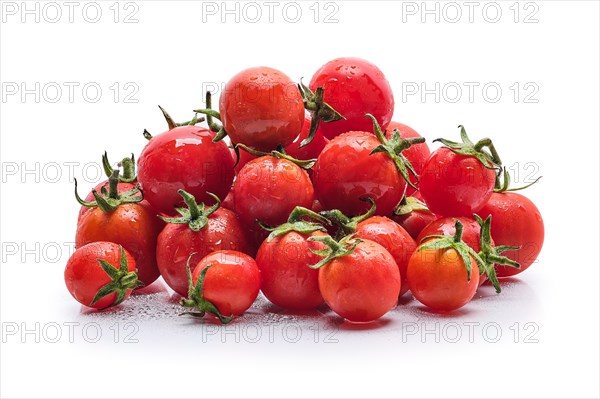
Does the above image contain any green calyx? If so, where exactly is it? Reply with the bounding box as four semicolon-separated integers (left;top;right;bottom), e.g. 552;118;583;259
75;170;144;213
180;256;233;324
319;197;376;240
91;245;143;308
434;125;502;169
366;114;426;190
143;106;206;140
308;234;363;270
418;220;486;282
297;79;345;148
236;143;317;170
102;152;137;183
393;194;432;216
474;214;520;293
193;91;228;143
259;206;330;242
158;190;221;232
494;166;542;193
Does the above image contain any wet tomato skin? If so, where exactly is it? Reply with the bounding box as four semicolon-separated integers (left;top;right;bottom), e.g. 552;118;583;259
309;57;394;140
75;203;163;287
392;211;439;241
156;207;252;297
318;239;400;323
407;243;480;311
284;116;330;161
191;250;261;316
137;125;235;215
220;66;305;151
232;156;314;228
477;192;544;277
355;216;416;297
313;131;405;217
419;148;496;217
64;242;137;309
255;231;326;310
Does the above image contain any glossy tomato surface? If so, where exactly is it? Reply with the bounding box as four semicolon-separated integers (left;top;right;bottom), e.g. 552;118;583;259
192;250;261;316
220;66;304;151
137;125;234;215
419;148;496;217
477;192;544;277
75;203;163;286
256;231;326;310
157;207;252;297
313;131;405;216
309;57;394;139
232;156;314;227
407;244;480;311
284;116;330;161
355;216;416;297
318;239;400;322
64;242;136;309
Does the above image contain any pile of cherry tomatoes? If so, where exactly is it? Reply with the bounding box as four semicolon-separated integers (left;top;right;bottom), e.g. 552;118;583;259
64;57;545;323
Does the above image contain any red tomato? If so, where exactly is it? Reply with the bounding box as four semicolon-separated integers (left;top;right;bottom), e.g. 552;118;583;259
309;57;394;140
64;242;137;309
220;66;304;151
256;231;326;310
318;239;400;322
232;155;314;227
156;195;252;297
419;147;496;217
191;250;261;316
477;192;544;276
407;241;480;311
76;198;163;287
234;149;259;176
355;216;416;297
313;131;405;217
284;116;330;161
385;121;430;196
137;125;234;215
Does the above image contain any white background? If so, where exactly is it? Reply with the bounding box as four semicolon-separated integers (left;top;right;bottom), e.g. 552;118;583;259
1;1;599;398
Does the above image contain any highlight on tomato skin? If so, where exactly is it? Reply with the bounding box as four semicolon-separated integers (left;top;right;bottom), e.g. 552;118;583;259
64;242;138;310
191;250;261;317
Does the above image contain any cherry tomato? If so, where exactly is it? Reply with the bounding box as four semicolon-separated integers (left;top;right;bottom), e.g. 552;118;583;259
64;242;137;309
318;238;400;322
232;155;314;227
77;181;136;222
191;250;261;316
220;66;304;151
385;121;430;196
417;216;491;287
137;125;234;215
355;216;416;297
477;192;544;277
284;116;330;161
419;147;496;217
256;231;326;310
76;199;163;287
313;131;405;217
156;194;252;297
309;57;394;140
407;238;480;311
